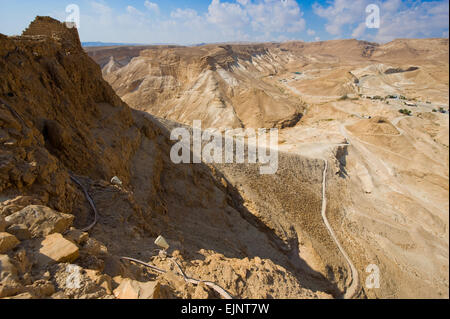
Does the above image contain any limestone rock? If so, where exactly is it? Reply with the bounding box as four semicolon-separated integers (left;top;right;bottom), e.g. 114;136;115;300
113;278;160;299
6;224;32;240
26;280;55;297
0;232;20;253
65;228;89;245
2;292;34;299
38;233;79;264
0;280;23;298
0;254;18;280
82;238;108;256
84;269;113;294
5;205;74;238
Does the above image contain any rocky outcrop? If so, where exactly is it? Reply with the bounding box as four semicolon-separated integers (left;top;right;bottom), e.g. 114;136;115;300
0;233;19;253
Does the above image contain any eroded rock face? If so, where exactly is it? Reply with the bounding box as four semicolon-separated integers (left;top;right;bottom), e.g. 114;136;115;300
37;233;79;264
101;45;305;129
0;233;19;254
5;205;74;238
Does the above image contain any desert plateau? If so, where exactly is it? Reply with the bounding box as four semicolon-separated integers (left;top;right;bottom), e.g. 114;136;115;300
0;0;448;302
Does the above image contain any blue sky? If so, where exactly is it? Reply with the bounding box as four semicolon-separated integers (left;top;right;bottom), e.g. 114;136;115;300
0;0;448;44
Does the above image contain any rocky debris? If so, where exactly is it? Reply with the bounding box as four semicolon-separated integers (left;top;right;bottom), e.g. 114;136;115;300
0;196;44;218
0;232;20;253
84;269;113;295
113;278;160;299
6;224;31;240
0;254;18;280
81;238;108;257
5;205;74;238
37;233;79;264
0;254;22;298
110;176;123;186
65;228;89;245
25;280;55;297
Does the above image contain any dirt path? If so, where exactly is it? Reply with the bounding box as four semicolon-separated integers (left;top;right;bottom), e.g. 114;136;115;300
320;159;360;299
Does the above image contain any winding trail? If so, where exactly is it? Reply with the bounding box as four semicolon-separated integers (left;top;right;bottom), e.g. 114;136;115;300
320;159;360;299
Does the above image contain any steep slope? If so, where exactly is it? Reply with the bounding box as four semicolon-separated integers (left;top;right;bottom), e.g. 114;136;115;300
0;17;339;299
103;44;305;129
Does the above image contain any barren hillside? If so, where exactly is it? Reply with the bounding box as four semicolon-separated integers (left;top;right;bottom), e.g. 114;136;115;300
90;35;449;298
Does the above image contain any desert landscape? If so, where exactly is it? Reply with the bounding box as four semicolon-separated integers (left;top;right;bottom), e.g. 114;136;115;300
0;16;448;300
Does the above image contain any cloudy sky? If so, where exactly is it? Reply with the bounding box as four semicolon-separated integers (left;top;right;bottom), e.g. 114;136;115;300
0;0;448;44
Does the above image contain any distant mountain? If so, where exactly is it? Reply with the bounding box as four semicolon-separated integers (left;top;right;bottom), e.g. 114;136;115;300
82;41;147;47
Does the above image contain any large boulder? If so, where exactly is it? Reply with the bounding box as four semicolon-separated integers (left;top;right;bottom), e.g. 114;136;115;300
0;254;18;281
5;205;74;238
113;278;160;299
6;224;31;240
0;232;20;253
38;233;79;264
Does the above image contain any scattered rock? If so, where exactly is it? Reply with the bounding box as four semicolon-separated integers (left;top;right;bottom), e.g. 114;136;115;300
13;249;32;274
0;254;18;280
50;291;69;299
81;238;108;256
111;176;123;186
26;280;55;297
0;232;20;253
113;278;160;299
65;228;89;245
2;292;34;299
84;269;113;295
6;224;32;240
38;233;79;264
0;255;22;298
5;205;74;238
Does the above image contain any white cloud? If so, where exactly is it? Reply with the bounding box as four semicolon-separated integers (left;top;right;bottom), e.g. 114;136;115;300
55;0;308;44
313;0;368;36
374;1;449;42
207;0;250;29
307;29;316;36
89;1;114;26
171;8;199;20
205;0;305;40
313;0;449;42
144;1;160;14
126;6;144;16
